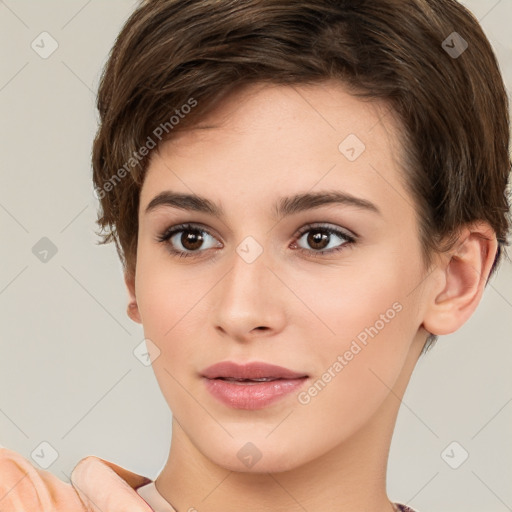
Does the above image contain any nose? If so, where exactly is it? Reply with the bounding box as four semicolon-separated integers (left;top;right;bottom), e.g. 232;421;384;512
212;246;287;343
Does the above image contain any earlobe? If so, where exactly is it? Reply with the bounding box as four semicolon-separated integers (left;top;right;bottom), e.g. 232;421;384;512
422;222;497;336
127;302;142;324
124;271;143;324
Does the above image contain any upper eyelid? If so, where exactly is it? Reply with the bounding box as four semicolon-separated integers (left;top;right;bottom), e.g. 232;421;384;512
295;223;356;239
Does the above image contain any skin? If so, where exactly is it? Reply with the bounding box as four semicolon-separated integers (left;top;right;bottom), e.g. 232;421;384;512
115;79;497;512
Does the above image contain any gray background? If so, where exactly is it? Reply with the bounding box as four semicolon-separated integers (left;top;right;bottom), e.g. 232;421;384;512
0;1;511;511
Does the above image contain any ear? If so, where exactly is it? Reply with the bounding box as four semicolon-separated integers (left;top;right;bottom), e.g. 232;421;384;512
124;270;142;324
422;221;497;336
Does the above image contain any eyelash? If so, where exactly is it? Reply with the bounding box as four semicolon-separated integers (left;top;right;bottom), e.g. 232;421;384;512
155;222;357;259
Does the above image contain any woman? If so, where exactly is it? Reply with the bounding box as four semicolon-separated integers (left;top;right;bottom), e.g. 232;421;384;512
1;0;510;511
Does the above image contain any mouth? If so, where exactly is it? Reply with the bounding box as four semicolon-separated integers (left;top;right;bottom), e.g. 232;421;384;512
201;361;309;409
213;376;294;383
200;360;309;380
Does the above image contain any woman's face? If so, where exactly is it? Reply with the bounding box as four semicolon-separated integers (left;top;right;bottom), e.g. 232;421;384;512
131;80;432;472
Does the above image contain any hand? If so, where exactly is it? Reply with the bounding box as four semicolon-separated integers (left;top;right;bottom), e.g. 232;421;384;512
0;447;154;511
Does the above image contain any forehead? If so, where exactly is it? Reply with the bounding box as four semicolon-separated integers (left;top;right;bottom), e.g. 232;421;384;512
156;80;401;155
140;80;411;221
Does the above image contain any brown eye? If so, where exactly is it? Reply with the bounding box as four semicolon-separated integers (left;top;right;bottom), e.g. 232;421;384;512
292;224;355;257
179;229;205;251
305;230;331;250
156;223;222;258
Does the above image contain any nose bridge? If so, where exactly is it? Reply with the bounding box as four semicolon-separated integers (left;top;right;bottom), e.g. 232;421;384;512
212;235;285;338
223;238;271;311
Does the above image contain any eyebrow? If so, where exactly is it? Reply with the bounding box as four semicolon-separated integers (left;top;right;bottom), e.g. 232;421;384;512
144;190;381;219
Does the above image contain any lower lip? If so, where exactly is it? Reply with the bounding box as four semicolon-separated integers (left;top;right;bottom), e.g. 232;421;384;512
203;377;308;410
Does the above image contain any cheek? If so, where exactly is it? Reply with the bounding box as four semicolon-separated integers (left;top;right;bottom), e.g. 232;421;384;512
293;282;413;445
291;251;411;340
135;264;203;411
135;256;200;360
291;252;417;389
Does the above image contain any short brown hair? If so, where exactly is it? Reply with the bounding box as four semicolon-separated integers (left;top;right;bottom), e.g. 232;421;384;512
92;0;511;353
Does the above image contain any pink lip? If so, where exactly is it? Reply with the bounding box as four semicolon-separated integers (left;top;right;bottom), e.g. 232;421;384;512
201;361;308;380
201;361;309;410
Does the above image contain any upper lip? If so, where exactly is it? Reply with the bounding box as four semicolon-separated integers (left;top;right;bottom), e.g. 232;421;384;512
201;361;308;380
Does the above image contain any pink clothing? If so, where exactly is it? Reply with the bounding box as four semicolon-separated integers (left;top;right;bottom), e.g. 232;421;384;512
137;481;176;511
0;447;85;510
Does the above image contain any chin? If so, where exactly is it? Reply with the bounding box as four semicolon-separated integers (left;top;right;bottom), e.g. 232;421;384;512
222;455;305;474
203;437;313;474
